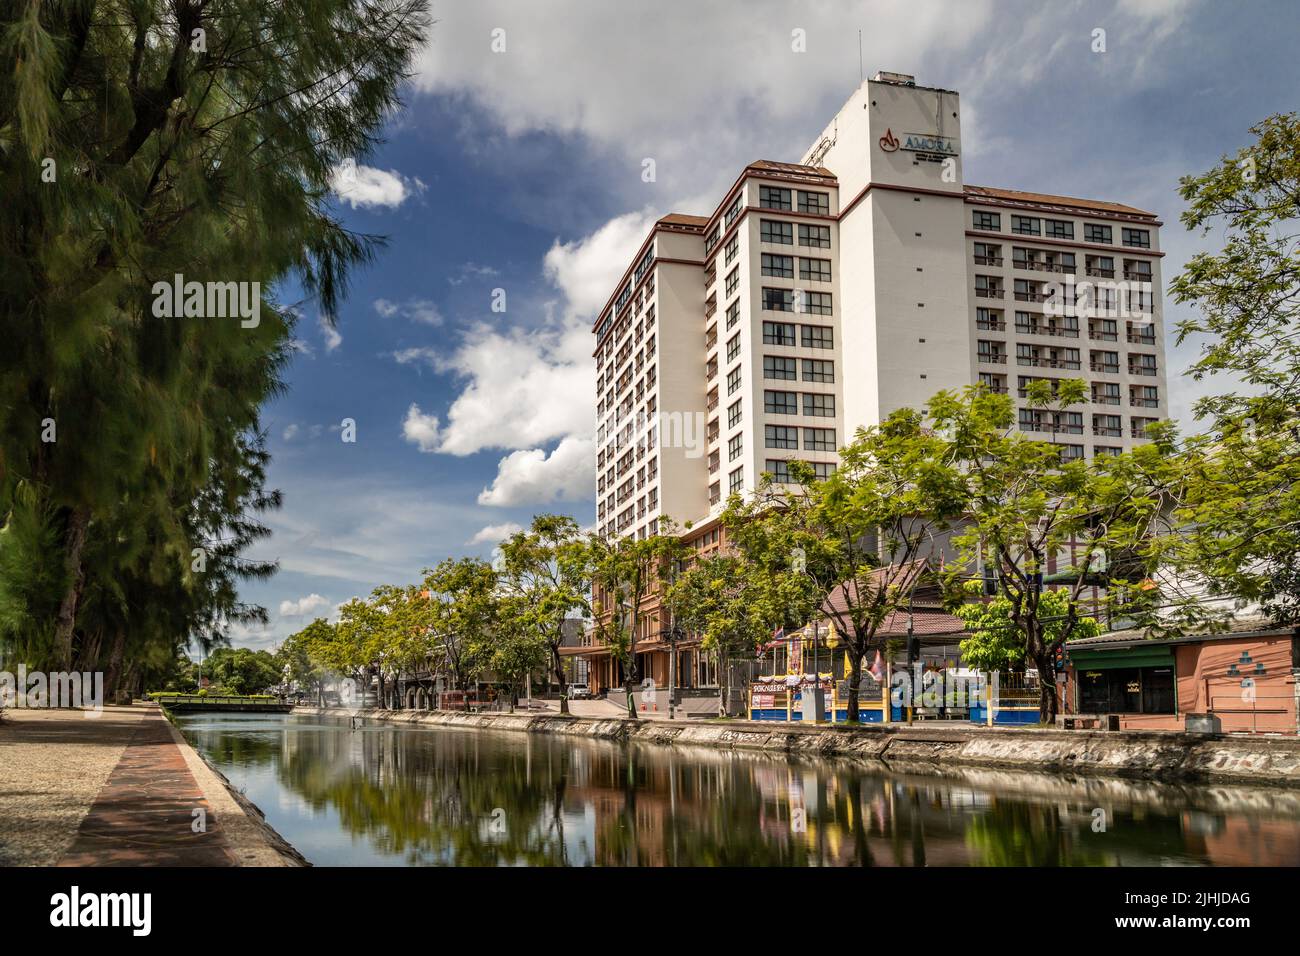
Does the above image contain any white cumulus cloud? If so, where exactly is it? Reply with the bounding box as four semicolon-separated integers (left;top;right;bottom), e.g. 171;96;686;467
278;593;333;619
467;522;524;546
477;436;596;507
330;162;424;209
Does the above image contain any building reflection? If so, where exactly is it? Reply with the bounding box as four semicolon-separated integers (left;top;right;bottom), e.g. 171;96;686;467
179;715;1300;867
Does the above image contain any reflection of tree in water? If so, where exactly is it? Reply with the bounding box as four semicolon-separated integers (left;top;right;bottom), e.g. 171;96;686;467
190;717;1285;867
271;726;575;865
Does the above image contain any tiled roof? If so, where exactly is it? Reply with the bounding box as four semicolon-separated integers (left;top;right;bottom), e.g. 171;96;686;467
965;184;1156;219
1068;615;1294;648
657;213;710;228
749;159;837;178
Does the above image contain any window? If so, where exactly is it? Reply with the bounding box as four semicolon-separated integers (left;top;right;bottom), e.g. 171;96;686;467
724;193;743;228
762;287;794;312
810;461;836;479
803;393;835;417
1044;219;1074;239
799;257;831;282
709;481;721;505
1011;215;1040;236
727;433;743;462
798;223;831;248
761;253;794;278
724;234;739;266
802;291;833;315
763;321;796;345
763;356;797;380
708;449;719;473
759;185;791;210
727;399;742;428
760;220;793;244
802;359;834;383
766;459;794;483
725;267;740;296
704;225;720;254
726;365;742;394
803;427;835;451
728;467;743;493
726;300;740;329
1084;223;1112;244
726;333;741;362
801;325;833;349
764;390;798;414
797;190;829;215
1122;227;1151;248
765;425;798;449
1079;667;1174;715
973;211;1001;231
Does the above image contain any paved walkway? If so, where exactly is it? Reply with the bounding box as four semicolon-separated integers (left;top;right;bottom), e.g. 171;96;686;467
58;709;235;866
0;703;284;866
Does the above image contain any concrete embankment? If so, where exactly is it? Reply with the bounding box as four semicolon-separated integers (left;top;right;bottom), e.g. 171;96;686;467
291;706;1300;788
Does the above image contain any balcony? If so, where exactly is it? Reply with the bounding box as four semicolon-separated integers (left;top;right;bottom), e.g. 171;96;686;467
1018;357;1081;370
1086;266;1115;278
1123;270;1153;283
976;317;1006;331
975;287;1005;299
1130;396;1159;408
1089;361;1120;374
1092;393;1121;406
1128;364;1159;377
973;254;1003;266
1093;426;1122;437
1014;290;1051;302
1015;259;1068;274
978;353;1008;364
1131;425;1152;439
1089;328;1118;342
1127;330;1157;345
1017;324;1079;338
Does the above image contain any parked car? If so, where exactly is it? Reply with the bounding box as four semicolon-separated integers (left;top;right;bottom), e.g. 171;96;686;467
566;683;593;700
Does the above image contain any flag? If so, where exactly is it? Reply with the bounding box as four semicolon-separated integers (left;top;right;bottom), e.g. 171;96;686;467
869;650;885;682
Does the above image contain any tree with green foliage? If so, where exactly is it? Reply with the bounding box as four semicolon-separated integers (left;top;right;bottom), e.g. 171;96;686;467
929;381;1173;721
496;515;590;714
205;645;280;695
583;530;684;720
420;557;498;694
722;410;965;722
665;553;775;716
1167;112;1300;625
955;589;1101;673
0;0;430;679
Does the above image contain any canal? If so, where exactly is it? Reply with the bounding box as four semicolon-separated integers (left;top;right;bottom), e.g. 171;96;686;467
175;712;1300;866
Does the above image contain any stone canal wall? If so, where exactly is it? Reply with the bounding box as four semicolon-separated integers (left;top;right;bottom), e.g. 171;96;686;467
289;707;1300;787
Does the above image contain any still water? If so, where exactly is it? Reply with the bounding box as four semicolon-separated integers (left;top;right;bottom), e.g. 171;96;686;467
175;713;1300;867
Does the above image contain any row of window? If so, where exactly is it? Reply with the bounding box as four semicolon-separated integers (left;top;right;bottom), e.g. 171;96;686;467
760;253;832;282
764;425;836;451
760;219;832;248
762;287;832;314
759;185;831;215
763;321;833;348
764;390;836;417
972;210;1151;248
763;356;835;383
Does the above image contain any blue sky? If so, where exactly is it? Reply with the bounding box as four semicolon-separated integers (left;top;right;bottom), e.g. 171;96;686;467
229;0;1300;649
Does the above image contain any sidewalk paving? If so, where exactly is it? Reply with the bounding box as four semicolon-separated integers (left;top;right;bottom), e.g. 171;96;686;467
0;704;239;866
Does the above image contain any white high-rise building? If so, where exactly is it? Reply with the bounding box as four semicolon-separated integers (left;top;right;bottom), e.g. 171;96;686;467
592;72;1167;544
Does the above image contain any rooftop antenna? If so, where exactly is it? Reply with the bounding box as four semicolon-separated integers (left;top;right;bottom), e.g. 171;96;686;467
858;30;863;83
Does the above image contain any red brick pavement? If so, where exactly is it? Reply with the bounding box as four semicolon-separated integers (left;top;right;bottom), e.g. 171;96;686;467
58;712;235;866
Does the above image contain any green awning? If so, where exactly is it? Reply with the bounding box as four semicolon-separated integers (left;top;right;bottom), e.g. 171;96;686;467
1069;645;1174;671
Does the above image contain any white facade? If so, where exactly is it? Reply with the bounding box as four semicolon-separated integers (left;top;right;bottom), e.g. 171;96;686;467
594;73;1168;539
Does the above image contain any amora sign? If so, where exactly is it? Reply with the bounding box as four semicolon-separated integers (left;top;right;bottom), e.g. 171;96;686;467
899;132;959;156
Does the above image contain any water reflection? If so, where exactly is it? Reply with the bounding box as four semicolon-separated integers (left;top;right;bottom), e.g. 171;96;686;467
177;714;1300;867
